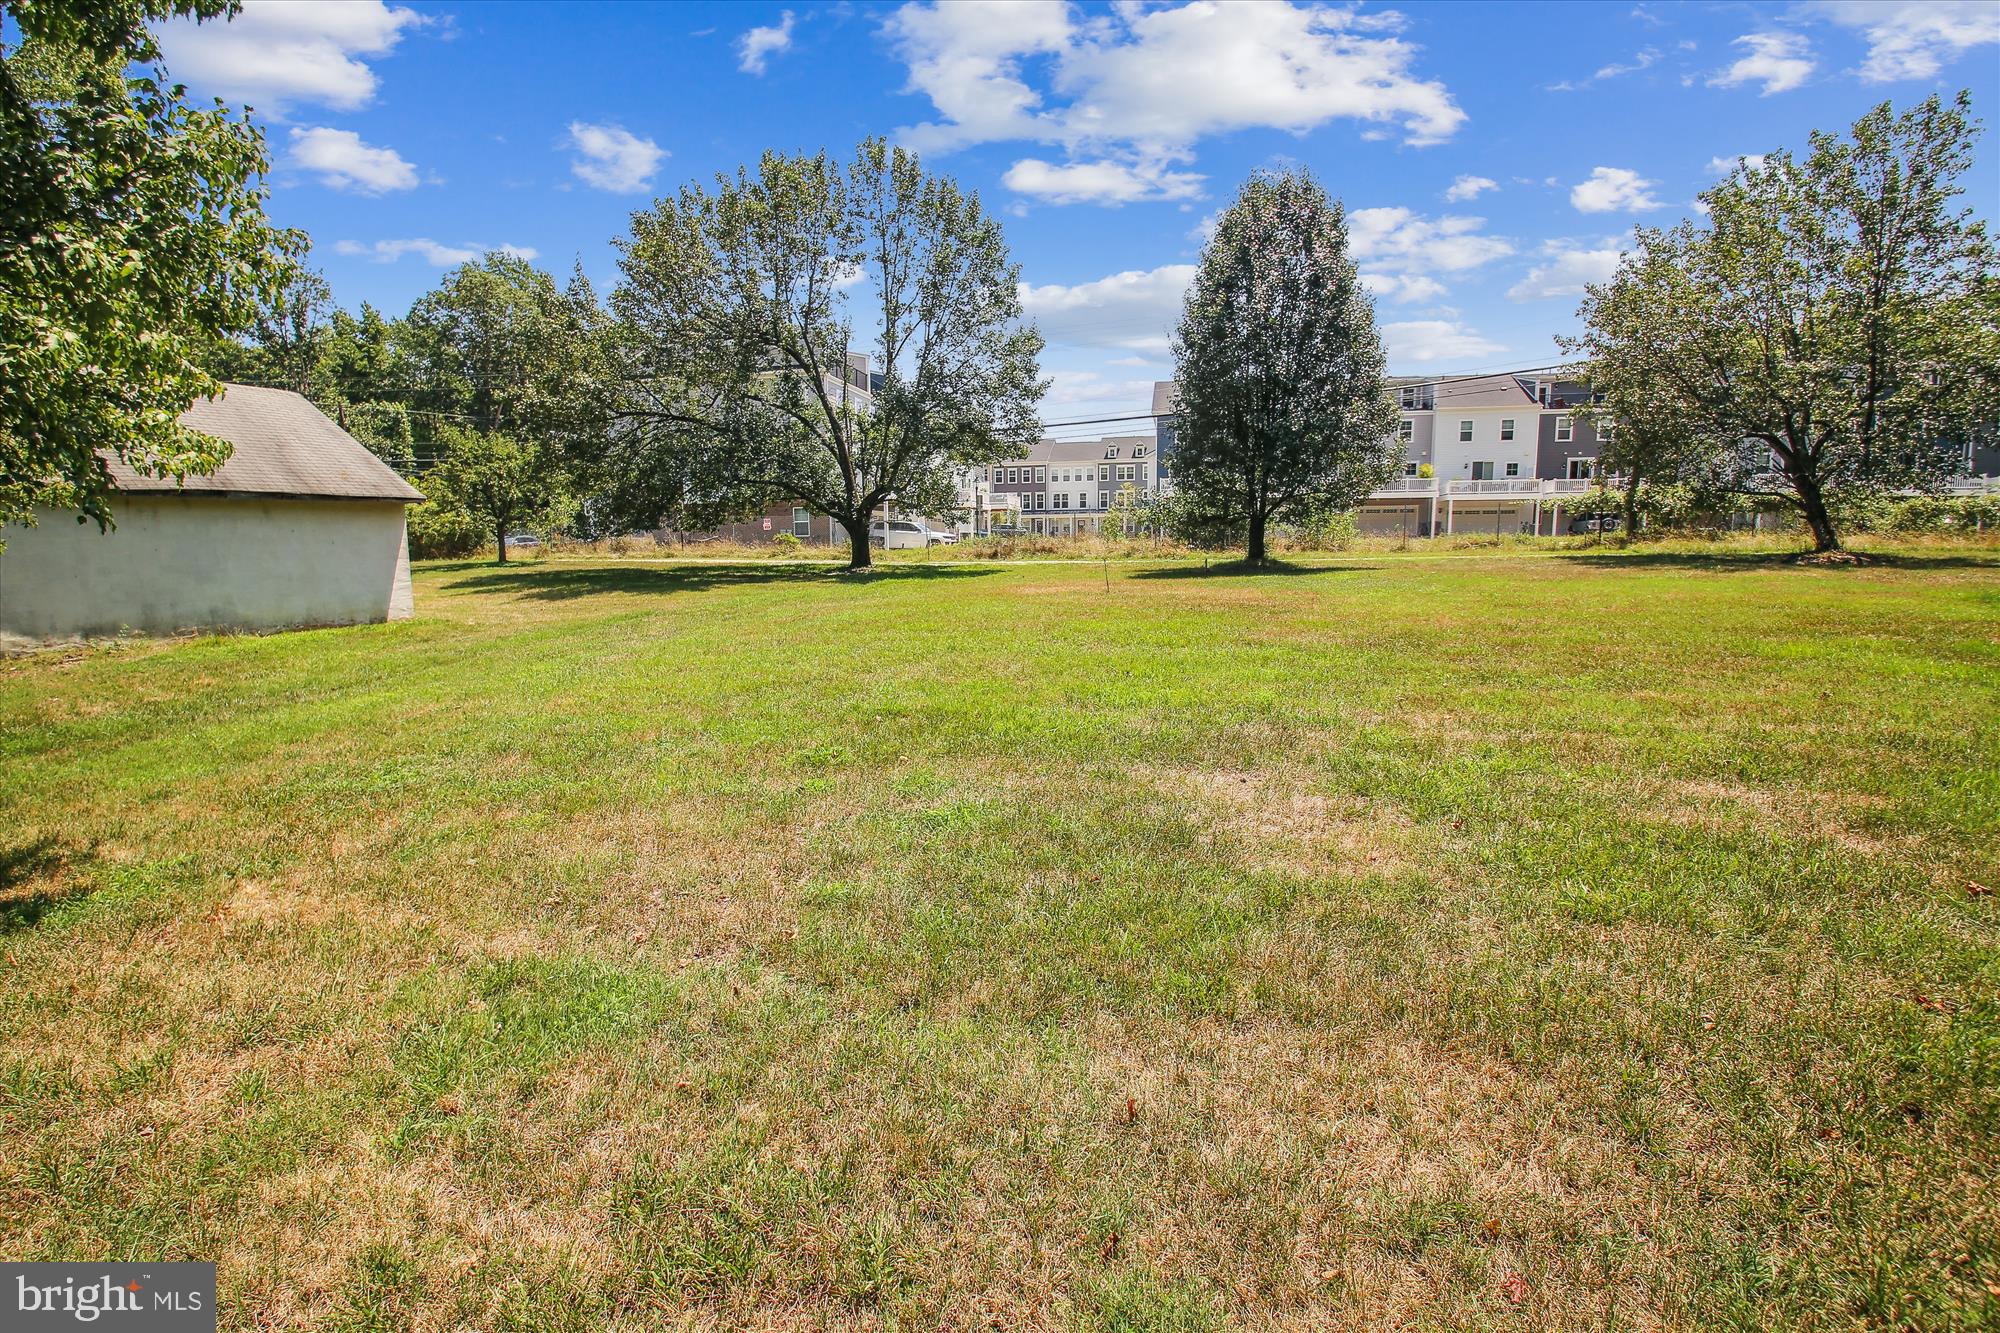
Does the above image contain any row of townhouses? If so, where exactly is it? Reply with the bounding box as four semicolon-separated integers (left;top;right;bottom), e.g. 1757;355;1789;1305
711;360;2000;544
974;371;1626;538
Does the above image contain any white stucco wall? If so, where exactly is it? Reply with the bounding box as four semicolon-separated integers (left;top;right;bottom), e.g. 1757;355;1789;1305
0;495;414;650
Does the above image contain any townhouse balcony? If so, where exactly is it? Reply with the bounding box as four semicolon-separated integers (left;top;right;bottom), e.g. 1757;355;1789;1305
1360;477;1620;501
1446;479;1543;496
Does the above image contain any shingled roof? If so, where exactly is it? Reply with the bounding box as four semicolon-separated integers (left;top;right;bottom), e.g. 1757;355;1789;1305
102;384;423;503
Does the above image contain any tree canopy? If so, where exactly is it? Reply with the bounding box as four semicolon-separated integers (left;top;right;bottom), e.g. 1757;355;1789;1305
1170;170;1400;564
0;0;295;537
599;138;1044;569
1567;94;1999;553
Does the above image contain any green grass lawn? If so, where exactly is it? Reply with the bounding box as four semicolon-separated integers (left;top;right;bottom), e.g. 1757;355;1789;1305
4;548;1997;1330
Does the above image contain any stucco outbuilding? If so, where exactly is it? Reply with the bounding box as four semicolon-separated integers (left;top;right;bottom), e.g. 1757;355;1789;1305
1;385;423;651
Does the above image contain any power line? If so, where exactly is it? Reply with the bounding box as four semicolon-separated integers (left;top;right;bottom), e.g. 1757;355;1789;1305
1032;360;1587;431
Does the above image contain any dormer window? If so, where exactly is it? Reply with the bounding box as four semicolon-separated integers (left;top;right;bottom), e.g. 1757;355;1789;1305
1104;446;1119;459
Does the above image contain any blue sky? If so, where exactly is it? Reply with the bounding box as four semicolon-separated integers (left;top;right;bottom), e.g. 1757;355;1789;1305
153;0;2000;425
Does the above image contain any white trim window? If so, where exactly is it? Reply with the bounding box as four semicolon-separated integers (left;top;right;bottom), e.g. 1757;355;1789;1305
1556;415;1573;442
1035;466;1047;483
1567;457;1594;479
1117;463;1136;481
1053;491;1069;510
1500;418;1515;441
1099;490;1110;509
791;506;810;538
1505;462;1520;477
1459;420;1474;443
1398;418;1413;444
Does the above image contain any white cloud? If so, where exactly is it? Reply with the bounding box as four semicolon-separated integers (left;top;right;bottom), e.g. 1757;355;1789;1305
1018;263;1197;353
885;0;1465;171
1443;174;1497;203
333;239;538;266
737;10;796;75
1550;45;1662;90
1381;319;1505;365
1189;212;1220;244
1706;153;1768;175
1361;272;1448;304
287;126;418;194
566;122;665;194
1507;239;1626;301
1003;156;1204;205
1708;31;1815;95
1042;368;1158;409
155;0;424;114
1348;207;1514;273
1570;166;1661;213
1811;0;2000;81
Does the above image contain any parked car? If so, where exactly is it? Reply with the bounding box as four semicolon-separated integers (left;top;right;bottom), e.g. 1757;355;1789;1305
504;532;542;548
869;519;955;549
1565;514;1622;535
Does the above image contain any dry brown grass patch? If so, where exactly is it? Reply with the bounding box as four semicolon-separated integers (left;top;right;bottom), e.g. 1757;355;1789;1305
1173;767;1419;880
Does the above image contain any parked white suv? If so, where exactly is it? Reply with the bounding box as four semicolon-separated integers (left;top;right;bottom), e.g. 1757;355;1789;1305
869;518;956;549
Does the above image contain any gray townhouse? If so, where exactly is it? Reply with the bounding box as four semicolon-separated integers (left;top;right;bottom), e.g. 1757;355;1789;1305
978;433;1165;536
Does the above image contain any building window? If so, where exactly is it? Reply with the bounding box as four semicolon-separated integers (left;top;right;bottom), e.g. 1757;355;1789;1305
1117;463;1136;481
1035;467;1046;483
1099;490;1110;509
1556;415;1573;442
1500;418;1515;441
1602;421;1619;442
1471;461;1494;480
1006;467;1019;484
1098;464;1110;481
1398;418;1413;444
1104;446;1119;459
1505;462;1520;477
1459;420;1473;443
1403;461;1418;476
1567;458;1594;479
1035;493;1046;510
1053;491;1069;510
1140;487;1151;501
791;506;810;538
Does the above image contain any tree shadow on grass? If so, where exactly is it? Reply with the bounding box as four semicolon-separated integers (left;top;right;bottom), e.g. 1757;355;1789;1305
441;561;1005;601
1131;560;1381;580
1;837;96;935
1556;549;2000;574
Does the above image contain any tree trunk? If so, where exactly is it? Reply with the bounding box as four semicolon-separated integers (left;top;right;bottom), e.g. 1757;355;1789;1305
846;517;872;571
1621;466;1642;539
1246;511;1267;564
496;519;509;564
1794;475;1842;552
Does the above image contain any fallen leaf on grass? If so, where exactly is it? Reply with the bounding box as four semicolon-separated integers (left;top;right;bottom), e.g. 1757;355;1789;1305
1500;1271;1530;1304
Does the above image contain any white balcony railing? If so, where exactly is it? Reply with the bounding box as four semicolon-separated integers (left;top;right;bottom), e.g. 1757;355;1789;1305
1446;479;1543;495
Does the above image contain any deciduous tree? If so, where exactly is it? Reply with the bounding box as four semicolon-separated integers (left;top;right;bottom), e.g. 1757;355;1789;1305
1567;94;1999;554
425;426;566;564
0;0;294;538
1170;170;1399;564
603;138;1043;570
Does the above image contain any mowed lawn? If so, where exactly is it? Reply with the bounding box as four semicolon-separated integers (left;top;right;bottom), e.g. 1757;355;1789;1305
3;549;1998;1331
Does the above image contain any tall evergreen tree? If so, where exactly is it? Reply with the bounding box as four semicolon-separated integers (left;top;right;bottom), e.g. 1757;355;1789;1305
1170;171;1399;564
